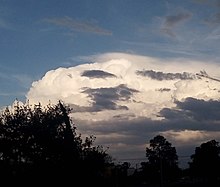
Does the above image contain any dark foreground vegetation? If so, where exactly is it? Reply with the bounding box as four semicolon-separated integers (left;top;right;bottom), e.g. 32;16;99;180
0;101;220;186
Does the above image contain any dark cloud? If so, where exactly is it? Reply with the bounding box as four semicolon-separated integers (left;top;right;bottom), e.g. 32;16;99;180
136;70;195;81
81;70;116;79
160;108;188;120
164;13;192;28
74;117;165;143
156;88;171;92
72;97;220;167
196;70;220;82
74;84;138;112
43;16;112;35
113;113;136;120
160;97;220;130
73;113;219;167
74;110;220;150
176;97;220;121
74;115;195;138
69;100;127;112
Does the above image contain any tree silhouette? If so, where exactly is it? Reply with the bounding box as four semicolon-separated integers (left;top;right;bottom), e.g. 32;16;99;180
145;135;180;183
0;101;111;185
189;139;220;183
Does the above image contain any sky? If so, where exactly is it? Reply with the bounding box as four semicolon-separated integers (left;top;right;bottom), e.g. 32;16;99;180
1;0;220;168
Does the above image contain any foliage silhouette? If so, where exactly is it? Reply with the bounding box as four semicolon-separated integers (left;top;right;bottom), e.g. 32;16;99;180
0;101;111;185
1;100;220;186
189;139;220;183
143;135;180;183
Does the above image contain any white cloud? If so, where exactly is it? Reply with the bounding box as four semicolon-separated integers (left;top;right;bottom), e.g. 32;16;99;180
26;53;220;166
161;130;210;144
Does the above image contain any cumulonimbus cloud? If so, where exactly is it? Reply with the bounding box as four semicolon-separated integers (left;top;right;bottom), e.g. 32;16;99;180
26;53;220;166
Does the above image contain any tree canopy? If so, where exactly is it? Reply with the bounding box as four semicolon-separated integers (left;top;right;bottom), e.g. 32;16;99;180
189;139;220;181
1;101;220;186
0;101;111;185
145;135;180;181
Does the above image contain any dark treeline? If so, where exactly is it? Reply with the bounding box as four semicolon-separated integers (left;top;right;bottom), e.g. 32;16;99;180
0;101;220;186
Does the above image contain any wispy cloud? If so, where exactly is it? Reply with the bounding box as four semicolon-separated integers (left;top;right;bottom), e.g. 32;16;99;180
205;26;220;40
193;0;220;25
161;12;192;37
81;84;138;112
0;92;25;97
43;16;112;36
0;71;33;89
12;74;34;89
161;100;220;123
81;70;116;79
136;70;195;81
204;12;220;25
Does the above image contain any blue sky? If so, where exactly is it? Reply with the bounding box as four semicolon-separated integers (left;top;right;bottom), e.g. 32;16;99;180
1;0;220;106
